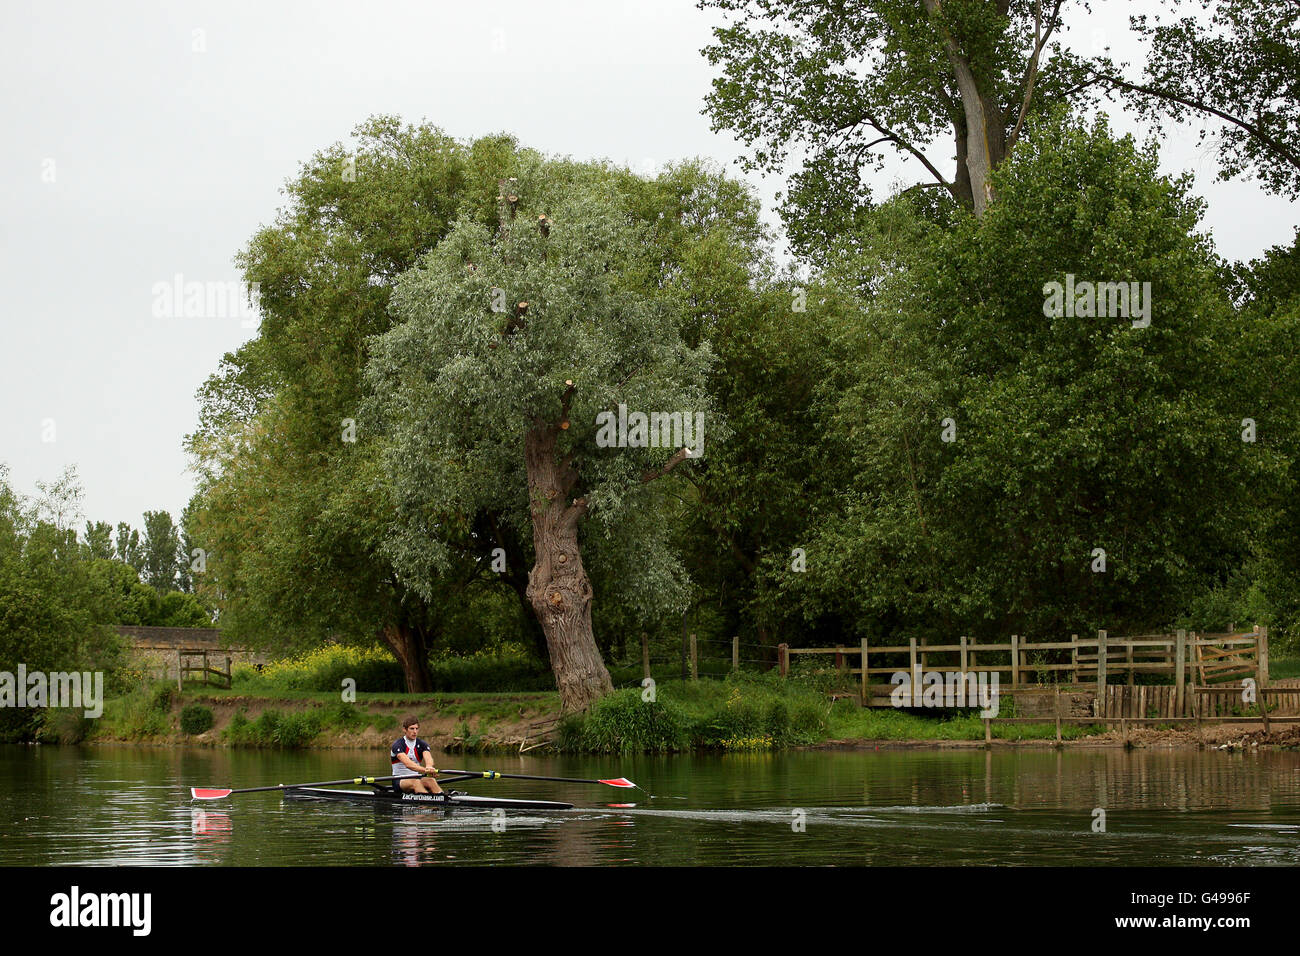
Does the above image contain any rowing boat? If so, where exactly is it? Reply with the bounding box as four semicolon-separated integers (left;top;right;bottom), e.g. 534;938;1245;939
282;787;574;810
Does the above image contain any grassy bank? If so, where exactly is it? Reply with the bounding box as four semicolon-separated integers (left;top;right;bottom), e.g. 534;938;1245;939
49;649;1299;751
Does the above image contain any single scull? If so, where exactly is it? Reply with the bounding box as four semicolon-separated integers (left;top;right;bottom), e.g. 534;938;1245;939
189;768;642;811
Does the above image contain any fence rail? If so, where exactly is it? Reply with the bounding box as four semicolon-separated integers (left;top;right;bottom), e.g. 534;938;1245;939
775;627;1270;711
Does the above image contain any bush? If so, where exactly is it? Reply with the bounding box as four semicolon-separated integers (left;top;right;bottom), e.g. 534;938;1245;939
180;704;214;735
222;708;323;748
559;689;689;753
112;682;175;738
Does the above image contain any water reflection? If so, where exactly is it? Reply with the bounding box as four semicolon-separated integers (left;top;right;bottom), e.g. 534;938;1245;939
0;746;1296;866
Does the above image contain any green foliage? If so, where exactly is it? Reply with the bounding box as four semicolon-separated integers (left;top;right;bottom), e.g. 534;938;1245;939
107;682;175;738
179;704;215;735
1129;0;1300;199
222;708;323;748
35;709;95;745
792;112;1265;643
558;690;691;753
233;644;556;694
0;466;128;740
701;0;1102;235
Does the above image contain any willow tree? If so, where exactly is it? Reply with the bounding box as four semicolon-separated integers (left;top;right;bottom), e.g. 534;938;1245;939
364;160;718;710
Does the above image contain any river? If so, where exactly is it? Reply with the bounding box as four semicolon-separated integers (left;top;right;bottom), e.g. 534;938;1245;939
3;745;1298;866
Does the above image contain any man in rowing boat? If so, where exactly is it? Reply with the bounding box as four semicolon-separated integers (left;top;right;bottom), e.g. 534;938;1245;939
391;715;450;800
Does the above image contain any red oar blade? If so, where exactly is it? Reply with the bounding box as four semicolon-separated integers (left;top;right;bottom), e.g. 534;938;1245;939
599;778;636;789
191;788;233;800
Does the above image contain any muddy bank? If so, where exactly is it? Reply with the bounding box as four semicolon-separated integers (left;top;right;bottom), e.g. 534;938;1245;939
814;722;1300;751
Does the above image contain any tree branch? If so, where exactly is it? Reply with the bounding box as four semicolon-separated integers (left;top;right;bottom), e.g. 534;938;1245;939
1096;72;1300;173
641;446;693;484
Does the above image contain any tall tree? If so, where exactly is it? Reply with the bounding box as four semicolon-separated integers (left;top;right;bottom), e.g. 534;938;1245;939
700;0;1100;233
791;113;1268;640
187;118;522;691
366;159;720;710
82;520;114;561
140;510;181;594
114;522;143;573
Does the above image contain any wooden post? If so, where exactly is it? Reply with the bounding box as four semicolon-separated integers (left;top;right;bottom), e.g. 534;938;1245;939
1054;685;1062;745
960;635;968;680
984;718;992;744
1010;634;1020;688
689;633;698;680
778;643;789;678
1070;634;1078;685
1096;630;1108;704
1125;639;1134;687
732;635;739;674
176;648;183;693
860;637;869;704
1174;629;1186;716
641;632;651;681
919;636;928;672
909;637;920;697
1258;625;1270;687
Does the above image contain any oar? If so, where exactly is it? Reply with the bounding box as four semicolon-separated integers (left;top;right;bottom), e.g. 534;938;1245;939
191;774;426;800
438;769;642;791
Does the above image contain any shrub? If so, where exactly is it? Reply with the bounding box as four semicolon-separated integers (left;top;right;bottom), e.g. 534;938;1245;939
222;708;323;748
559;689;689;753
180;704;214;735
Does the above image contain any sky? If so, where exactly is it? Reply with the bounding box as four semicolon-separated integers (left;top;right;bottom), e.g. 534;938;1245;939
2;0;1296;533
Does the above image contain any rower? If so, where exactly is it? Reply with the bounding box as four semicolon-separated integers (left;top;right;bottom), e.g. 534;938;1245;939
390;715;449;799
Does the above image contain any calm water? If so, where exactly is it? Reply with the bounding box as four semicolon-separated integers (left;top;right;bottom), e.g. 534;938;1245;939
2;745;1298;866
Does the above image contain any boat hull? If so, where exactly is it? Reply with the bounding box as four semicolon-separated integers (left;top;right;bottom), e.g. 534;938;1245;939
282;787;573;810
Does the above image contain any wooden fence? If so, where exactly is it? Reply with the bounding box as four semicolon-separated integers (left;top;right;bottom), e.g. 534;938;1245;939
777;628;1271;715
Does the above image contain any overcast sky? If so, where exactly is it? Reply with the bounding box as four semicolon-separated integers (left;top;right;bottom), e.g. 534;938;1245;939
2;0;1296;534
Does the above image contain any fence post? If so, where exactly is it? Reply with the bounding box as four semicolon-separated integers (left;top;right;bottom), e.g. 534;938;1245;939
641;632;650;681
860;637;869;704
1126;639;1134;687
1258;625;1270;687
1010;634;1020;688
1174;629;1186;716
1054;685;1062;745
1070;634;1078;685
778;643;789;679
689;633;698;680
909;637;919;696
960;635;968;682
732;635;739;674
1096;630;1108;716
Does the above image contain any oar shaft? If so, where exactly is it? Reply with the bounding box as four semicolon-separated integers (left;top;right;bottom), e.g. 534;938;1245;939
439;769;628;787
219;774;414;795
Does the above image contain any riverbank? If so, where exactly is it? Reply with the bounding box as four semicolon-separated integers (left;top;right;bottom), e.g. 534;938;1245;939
66;676;1300;752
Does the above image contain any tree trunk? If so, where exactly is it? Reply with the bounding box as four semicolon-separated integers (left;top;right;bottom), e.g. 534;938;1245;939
378;622;432;693
523;424;613;712
925;0;1007;217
